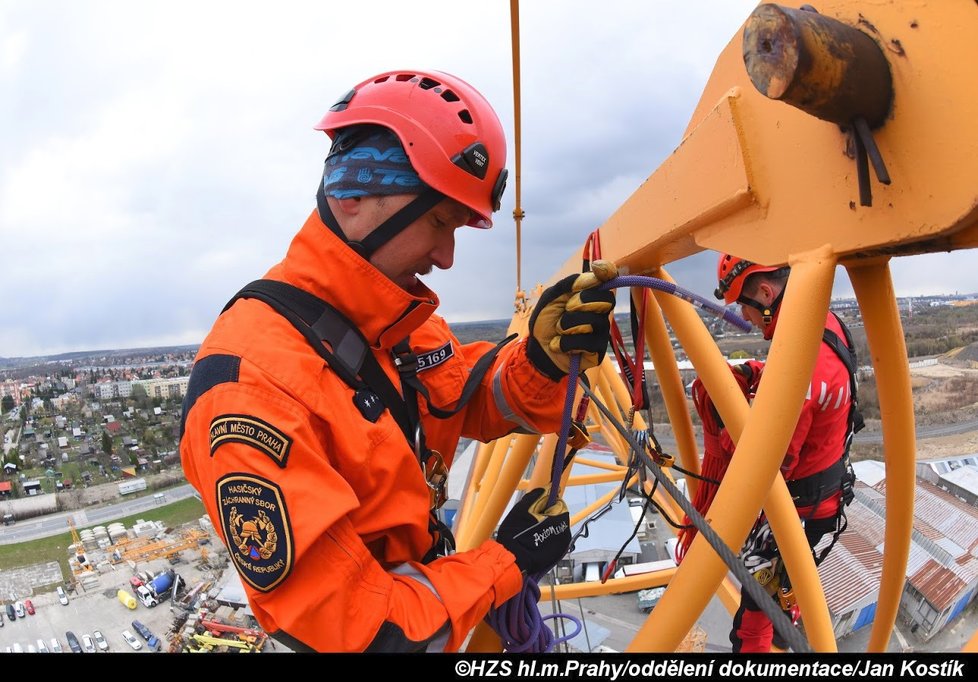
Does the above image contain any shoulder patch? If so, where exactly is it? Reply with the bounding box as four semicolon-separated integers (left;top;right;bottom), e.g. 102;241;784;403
416;342;454;372
209;414;292;467
217;474;294;592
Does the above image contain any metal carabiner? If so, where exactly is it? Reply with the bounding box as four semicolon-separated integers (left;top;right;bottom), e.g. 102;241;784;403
424;450;448;510
414;424;424;463
414;424;447;510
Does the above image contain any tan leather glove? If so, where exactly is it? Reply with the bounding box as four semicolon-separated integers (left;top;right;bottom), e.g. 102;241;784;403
527;260;618;380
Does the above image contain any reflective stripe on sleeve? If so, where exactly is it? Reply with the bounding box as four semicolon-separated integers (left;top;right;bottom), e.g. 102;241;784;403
391;564;451;653
492;366;536;433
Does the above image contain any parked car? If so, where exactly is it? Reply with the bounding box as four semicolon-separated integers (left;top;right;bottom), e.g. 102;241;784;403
131;619;160;650
4;604;14;621
14;601;25;618
93;630;109;652
56;586;69;605
121;630;142;651
131;620;151;640
49;638;63;653
27;644;36;653
65;631;82;653
0;610;3;627
36;639;48;653
12;643;22;653
23;599;34;615
82;634;96;653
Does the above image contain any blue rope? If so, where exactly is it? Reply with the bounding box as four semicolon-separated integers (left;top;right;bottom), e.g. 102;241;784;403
601;275;751;332
486;274;748;651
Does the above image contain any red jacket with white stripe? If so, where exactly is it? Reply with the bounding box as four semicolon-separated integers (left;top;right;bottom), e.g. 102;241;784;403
767;311;851;519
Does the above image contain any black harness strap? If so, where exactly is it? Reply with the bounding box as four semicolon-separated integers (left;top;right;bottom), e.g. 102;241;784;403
821;314;864;505
787;457;847;507
224;280;417;448
224;280;517;560
393;335;518;421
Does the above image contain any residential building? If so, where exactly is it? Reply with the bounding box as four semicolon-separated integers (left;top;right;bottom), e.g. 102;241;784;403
135;377;189;400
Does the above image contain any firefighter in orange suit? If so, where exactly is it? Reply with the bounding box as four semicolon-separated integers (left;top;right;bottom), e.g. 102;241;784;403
180;70;617;652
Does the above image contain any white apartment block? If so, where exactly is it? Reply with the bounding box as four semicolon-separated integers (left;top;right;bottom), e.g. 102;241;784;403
135;377;190;400
93;381;134;400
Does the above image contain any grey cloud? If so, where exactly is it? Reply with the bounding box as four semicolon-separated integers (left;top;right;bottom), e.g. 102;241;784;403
3;1;975;358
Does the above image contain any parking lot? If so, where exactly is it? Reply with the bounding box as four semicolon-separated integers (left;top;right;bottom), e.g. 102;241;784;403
0;540;220;653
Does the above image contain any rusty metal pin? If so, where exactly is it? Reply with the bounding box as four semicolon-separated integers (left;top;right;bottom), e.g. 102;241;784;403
743;3;894;127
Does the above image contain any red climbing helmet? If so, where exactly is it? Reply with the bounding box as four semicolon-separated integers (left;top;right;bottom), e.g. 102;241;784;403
714;254;783;304
315;70;508;229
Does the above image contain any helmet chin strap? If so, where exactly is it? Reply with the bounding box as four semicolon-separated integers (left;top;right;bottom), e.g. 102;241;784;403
316;178;445;261
739;287;786;325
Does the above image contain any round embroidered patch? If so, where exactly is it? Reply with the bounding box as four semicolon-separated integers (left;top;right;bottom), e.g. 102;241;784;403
216;474;294;592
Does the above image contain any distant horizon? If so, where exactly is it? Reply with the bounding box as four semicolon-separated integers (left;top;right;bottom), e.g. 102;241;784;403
4;290;977;366
0;318;516;366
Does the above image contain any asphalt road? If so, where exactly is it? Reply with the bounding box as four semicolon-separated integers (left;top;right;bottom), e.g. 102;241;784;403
853;418;978;443
0;484;198;545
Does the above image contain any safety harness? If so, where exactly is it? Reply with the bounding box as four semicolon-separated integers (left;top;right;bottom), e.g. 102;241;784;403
789;312;863;562
223;279;515;562
740;312;863;608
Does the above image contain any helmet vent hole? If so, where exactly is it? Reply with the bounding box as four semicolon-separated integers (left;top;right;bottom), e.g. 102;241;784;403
419;77;441;90
457;109;473;124
440;90;460;103
373;76;390;84
395;73;415;82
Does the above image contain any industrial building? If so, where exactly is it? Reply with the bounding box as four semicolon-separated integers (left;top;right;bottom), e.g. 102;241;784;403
820;456;978;642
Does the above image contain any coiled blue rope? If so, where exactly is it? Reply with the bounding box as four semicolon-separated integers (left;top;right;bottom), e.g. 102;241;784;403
486;274;748;652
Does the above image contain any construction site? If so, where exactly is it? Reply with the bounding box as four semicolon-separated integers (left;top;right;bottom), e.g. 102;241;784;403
0;514;276;654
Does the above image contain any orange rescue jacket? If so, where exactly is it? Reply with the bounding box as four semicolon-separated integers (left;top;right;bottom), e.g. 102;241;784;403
180;210;568;651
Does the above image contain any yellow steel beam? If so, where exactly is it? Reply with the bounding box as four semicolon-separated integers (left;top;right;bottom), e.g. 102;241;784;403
568;474;638;528
543;2;978;287
566;471;632;486
461;434;541;552
550;569;676;599
629;247;837;652
638;289;701;496
847;258;915;652
455;438;503;542
644;473;683;528
470;0;978;653
572;457;627;473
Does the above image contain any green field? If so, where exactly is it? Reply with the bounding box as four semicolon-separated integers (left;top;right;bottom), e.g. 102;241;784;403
0;496;207;582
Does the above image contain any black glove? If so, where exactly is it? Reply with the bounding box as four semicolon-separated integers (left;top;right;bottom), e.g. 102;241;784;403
527;260;618;381
497;487;571;576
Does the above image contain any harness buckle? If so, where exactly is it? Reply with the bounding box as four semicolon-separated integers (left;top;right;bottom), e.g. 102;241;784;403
840;462;856;507
394;349;419;374
778;586;797;611
424;450;448;510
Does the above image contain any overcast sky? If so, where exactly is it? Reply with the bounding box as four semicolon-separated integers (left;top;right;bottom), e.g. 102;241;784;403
1;1;973;358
